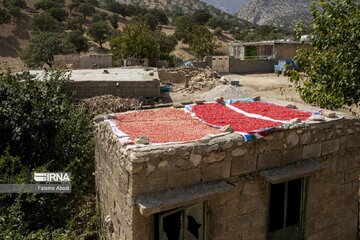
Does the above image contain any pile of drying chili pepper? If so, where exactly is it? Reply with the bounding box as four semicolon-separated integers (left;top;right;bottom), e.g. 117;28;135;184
115;108;220;143
191;103;282;133
231;102;312;121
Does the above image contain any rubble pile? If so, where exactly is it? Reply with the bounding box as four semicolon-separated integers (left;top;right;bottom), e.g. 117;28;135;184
186;69;226;92
78;95;141;115
160;68;226;93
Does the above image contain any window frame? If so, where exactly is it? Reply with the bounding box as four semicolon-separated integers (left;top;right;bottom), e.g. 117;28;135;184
153;202;208;240
267;178;306;240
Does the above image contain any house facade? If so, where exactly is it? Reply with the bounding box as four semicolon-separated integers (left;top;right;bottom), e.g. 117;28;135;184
95;105;360;240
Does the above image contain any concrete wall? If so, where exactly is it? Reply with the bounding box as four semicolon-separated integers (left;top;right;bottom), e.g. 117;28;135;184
275;43;310;60
69;80;160;99
229;58;276;74
95;118;360;240
54;54;113;69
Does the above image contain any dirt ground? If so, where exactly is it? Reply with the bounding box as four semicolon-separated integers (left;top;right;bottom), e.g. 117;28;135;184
169;73;332;113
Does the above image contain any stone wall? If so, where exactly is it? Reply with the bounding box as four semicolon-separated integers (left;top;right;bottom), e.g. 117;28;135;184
157;69;187;84
69;79;160;99
95;117;360;240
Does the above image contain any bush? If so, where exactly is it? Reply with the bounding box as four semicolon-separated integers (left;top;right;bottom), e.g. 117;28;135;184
21;32;75;67
31;12;61;32
87;21;112;48
0;7;11;24
214;27;222;36
0;69;98;238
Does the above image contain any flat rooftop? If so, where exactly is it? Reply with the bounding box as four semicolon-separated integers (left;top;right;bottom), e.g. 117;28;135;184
105;99;347;148
29;67;159;82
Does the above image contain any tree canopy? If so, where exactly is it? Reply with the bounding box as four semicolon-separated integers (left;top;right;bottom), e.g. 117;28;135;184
0;69;97;239
21;32;75;68
290;0;360;109
111;23;159;60
87;21;112;48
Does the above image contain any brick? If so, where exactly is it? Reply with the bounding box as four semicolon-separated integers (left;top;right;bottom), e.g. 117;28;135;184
303;143;321;159
231;154;257;176
282;147;302;165
347;135;360;148
257;150;281;170
321;139;340;156
201;161;231;181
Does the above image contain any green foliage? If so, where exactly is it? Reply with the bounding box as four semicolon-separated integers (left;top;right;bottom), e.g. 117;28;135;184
34;0;65;11
106;1;127;18
31;12;61;32
214;27;222;36
77;3;95;19
109;13;119;29
21;32;75;67
157;33;177;59
48;7;68;22
66;30;89;53
67;1;80;14
92;12;108;22
173;15;195;43
87;21;112;48
133;13;159;31
66;16;85;31
192;9;212;25
189;25;215;60
6;5;21;19
289;0;360;109
9;0;27;8
0;69;98;238
294;20;304;41
111;23;159;60
0;7;11;24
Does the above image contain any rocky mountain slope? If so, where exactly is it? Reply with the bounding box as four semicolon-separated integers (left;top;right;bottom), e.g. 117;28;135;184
200;0;246;14
237;0;312;29
114;0;209;13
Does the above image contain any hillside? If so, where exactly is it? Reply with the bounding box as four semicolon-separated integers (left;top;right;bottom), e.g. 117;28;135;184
237;0;312;30
111;0;209;13
201;0;246;14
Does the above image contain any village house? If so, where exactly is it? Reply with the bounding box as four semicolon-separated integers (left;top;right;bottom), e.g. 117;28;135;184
210;41;311;74
94;100;360;240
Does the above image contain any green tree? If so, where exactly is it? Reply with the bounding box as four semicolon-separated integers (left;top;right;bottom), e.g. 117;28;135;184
0;69;98;238
31;12;61;32
189;25;215;60
158;33;177;59
289;0;360;109
0;7;11;24
67;1;80;14
67;30;89;53
34;0;64;11
9;0;26;8
92;12;108;22
87;21;112;48
110;23;159;60
173;15;195;43
21;32;75;67
77;3;95;19
66;16;85;31
192;9;212;25
109;13;119;30
48;7;68;22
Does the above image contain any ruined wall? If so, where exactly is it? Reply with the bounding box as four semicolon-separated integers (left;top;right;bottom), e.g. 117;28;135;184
69;79;160;99
157;69;187;84
96;118;360;240
229;58;276;74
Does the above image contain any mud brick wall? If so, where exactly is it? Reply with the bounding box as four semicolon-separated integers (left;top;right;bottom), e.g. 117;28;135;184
69;79;160;99
229;58;277;74
95;118;360;240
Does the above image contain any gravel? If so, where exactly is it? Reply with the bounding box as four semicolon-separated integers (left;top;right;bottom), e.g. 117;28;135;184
201;85;250;101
